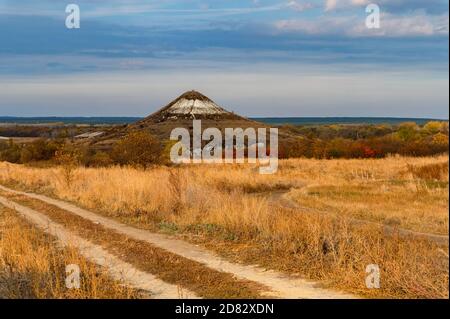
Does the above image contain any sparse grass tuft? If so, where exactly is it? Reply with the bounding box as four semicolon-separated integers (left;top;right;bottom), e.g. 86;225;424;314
407;161;449;181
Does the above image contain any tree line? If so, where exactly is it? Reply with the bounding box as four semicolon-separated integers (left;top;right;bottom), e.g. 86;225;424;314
1;121;448;167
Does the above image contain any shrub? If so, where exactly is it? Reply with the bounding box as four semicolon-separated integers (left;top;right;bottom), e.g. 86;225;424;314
90;151;114;167
55;144;82;187
423;121;445;135
432;133;449;147
396;122;419;141
160;140;181;164
279;138;312;159
0;140;21;163
111;131;162;168
19;139;60;163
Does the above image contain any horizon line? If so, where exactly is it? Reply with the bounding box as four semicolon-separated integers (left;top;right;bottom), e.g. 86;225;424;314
0;116;448;120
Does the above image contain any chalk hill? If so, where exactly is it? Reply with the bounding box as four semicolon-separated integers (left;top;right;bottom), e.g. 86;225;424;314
140;90;246;122
89;90;264;148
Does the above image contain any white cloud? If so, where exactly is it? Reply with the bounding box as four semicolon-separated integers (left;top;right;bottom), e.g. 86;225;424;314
286;1;315;12
275;12;449;37
0;1;284;18
323;0;448;13
325;0;338;11
351;0;369;6
352;12;448;36
324;0;374;12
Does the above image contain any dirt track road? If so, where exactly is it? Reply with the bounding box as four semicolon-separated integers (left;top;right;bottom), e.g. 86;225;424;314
0;184;355;299
0;195;196;299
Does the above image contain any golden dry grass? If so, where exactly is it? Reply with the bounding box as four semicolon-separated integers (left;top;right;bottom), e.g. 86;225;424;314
0;155;448;298
285;157;448;235
0;191;266;299
0;206;140;299
0;155;447;234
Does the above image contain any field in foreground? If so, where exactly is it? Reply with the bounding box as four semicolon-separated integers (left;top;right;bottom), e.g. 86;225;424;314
0;156;448;298
0;206;140;298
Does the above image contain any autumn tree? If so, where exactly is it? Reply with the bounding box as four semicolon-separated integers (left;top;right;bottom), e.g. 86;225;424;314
111;131;162;168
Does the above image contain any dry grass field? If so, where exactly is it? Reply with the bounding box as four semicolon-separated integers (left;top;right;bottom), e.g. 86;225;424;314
0;155;448;298
0;206;140;298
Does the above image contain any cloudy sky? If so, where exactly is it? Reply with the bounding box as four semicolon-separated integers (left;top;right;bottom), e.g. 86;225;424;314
0;0;448;118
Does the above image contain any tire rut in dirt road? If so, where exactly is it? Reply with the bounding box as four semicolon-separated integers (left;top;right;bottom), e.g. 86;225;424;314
265;189;449;245
0;184;356;299
0;196;197;299
0;192;265;298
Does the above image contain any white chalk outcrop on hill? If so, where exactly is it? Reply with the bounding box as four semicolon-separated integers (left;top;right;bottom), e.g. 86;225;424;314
167;98;228;115
140;90;249;123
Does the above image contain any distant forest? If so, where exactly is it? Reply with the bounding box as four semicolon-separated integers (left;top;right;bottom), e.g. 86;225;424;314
0;121;449;166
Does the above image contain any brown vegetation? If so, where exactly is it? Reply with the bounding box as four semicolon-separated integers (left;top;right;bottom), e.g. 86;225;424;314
1;122;448;167
0;206;140;299
280;121;449;159
0;155;448;298
407;161;449;181
0;191;264;299
111;131;163;168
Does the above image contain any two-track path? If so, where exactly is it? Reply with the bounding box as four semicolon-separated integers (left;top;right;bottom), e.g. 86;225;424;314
264;189;449;245
0;184;355;299
0;195;195;298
